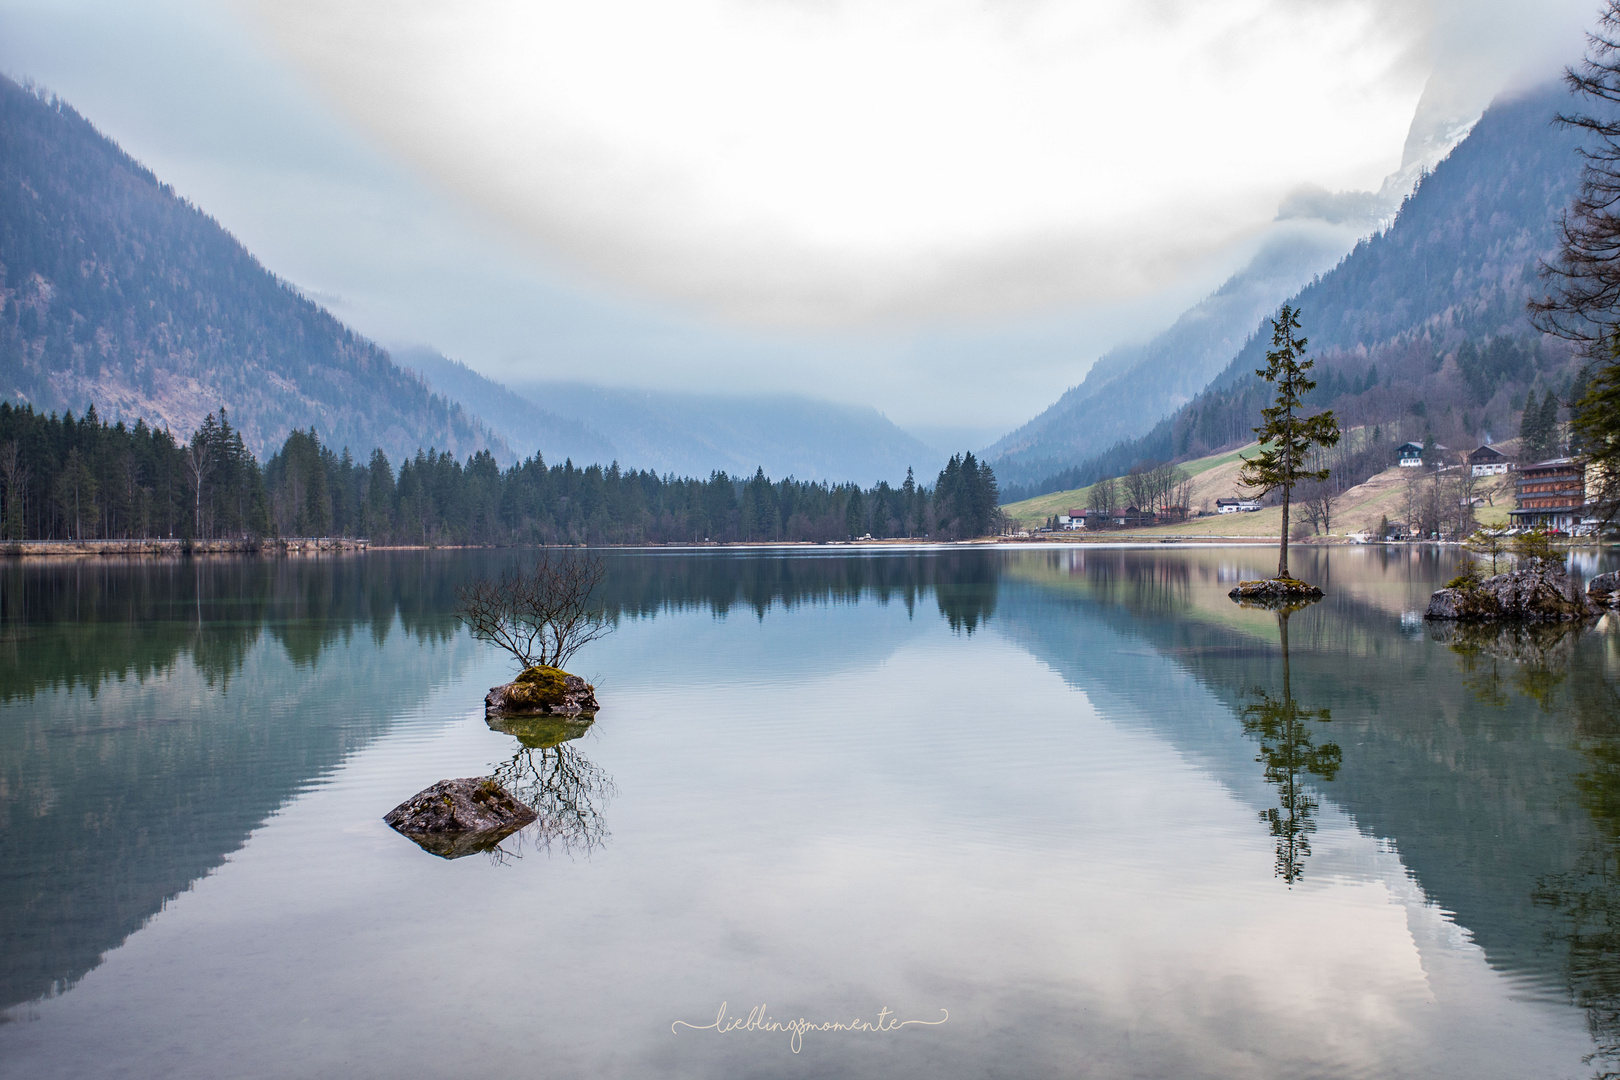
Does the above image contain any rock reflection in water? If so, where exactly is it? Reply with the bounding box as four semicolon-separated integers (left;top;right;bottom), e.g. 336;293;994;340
485;714;616;857
1237;599;1340;885
1432;620;1584;709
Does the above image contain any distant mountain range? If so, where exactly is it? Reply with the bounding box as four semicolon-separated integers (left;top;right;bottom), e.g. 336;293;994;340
402;348;942;483
0;75;501;463
999;80;1586;500
502;380;942;484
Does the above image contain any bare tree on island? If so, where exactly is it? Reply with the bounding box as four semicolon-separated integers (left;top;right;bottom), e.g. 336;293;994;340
456;550;613;671
1238;305;1341;587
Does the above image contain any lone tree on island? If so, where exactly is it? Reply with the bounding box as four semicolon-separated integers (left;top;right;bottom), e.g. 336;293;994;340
456;550;613;671
1239;305;1341;581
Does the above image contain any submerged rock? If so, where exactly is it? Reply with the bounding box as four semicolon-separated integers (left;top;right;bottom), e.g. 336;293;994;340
1425;563;1598;623
383;777;538;859
1228;577;1324;601
1589;571;1620;608
485;665;599;718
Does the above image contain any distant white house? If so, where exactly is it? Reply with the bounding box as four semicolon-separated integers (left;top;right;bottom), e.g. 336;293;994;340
1469;444;1510;477
1216;498;1262;514
1397;442;1426;467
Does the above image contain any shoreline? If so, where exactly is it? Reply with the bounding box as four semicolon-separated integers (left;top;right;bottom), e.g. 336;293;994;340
0;536;1608;558
0;538;368;557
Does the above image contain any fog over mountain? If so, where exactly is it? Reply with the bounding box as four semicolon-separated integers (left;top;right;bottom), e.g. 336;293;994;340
505;381;944;486
1004;80;1586;500
986;77;1487;490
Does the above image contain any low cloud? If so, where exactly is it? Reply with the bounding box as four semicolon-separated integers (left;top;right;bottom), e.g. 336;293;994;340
243;0;1585;329
239;0;1420;325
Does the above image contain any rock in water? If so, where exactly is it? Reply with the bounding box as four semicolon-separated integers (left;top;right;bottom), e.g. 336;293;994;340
1589;571;1620;609
486;665;599;718
384;777;538;859
1425;563;1598;622
1228;577;1324;601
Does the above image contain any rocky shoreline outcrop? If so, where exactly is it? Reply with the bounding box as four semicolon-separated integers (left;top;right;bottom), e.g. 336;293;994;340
383;777;538;859
485;664;599;718
1425;563;1598;622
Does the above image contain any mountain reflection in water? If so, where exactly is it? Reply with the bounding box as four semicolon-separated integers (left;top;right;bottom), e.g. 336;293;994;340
2;546;1620;1079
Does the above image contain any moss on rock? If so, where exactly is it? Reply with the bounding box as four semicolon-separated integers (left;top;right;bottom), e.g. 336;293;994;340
503;665;570;710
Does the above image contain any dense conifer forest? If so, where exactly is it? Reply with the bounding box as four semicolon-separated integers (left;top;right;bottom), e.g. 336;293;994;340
0;402;1002;543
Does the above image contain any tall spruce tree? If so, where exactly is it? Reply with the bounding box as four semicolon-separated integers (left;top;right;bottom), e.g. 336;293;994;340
1238;305;1341;580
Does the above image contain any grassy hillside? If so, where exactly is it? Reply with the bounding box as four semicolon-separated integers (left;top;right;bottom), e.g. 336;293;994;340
1002;443;1262;527
1004;443;1516;538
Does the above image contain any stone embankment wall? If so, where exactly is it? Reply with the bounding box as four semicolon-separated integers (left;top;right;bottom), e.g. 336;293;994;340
0;537;368;557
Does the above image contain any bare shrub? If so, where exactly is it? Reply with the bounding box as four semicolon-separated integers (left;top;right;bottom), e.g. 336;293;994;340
456;550;613;670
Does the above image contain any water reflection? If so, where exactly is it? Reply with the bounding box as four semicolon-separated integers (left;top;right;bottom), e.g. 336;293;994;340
1515;627;1620;1080
1433;621;1583;710
9;545;1620;1079
486;717;616;858
1236;602;1340;884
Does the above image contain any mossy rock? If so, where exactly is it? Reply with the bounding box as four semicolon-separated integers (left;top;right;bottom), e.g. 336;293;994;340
485;665;599;718
504;665;570;710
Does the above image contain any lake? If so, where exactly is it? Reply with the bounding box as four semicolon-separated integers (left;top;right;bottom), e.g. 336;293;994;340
1;545;1618;1079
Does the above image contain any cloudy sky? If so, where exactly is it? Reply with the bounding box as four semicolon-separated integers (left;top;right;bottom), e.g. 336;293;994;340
0;0;1596;446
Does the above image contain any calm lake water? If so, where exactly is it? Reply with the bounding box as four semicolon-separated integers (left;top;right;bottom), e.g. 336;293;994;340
2;545;1619;1079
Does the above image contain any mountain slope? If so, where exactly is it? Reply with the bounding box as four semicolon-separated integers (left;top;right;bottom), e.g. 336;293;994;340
1005;80;1586;499
986;80;1485;490
511;381;944;484
397;347;616;466
986;224;1365;488
0;76;499;462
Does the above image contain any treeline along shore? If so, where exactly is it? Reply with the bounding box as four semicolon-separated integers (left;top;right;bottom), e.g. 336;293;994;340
0;402;1003;547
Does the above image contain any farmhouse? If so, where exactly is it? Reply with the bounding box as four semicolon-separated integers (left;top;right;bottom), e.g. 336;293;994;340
1468;444;1510;477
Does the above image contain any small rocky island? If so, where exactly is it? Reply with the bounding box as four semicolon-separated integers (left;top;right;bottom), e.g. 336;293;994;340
1426;561;1602;623
1229;577;1324;601
383;777;539;859
485;664;600;718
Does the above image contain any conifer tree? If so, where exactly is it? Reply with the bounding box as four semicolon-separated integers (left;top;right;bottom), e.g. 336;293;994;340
1531;0;1620;521
1238;305;1341;580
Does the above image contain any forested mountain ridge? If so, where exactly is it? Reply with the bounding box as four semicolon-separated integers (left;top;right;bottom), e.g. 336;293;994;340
1006;81;1588;500
0;75;500;463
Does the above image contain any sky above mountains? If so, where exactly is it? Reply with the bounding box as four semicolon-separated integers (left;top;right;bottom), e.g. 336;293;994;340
0;0;1596;445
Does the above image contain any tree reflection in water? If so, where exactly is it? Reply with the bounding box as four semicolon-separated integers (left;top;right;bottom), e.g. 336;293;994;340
485;715;617;859
1522;629;1620;1080
1236;598;1340;885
